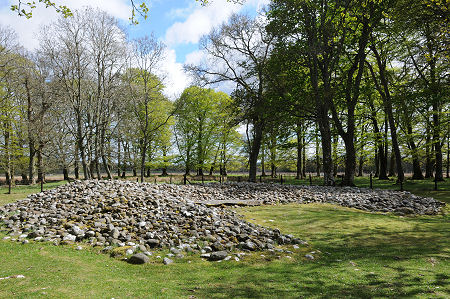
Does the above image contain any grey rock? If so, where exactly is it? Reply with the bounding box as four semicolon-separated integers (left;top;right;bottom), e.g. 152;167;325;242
163;257;173;265
128;253;149;264
63;234;76;242
209;251;228;261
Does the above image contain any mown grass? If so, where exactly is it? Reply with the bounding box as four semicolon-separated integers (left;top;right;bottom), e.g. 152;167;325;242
0;177;448;298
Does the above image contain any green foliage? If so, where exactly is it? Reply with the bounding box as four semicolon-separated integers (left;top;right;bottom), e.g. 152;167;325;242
175;86;241;173
10;0;72;19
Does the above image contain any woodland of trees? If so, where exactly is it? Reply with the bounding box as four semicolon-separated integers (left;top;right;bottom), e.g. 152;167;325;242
1;0;449;188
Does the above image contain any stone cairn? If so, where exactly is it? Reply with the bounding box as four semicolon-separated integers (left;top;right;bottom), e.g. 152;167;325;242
0;180;444;263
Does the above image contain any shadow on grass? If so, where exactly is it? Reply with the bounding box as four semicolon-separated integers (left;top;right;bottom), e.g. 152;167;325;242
226;205;450;298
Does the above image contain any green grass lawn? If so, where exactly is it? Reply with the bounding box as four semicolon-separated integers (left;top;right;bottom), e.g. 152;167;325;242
0;178;448;298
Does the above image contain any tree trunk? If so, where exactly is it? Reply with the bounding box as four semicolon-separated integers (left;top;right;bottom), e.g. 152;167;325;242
76;111;89;180
433;101;444;181
342;136;356;186
315;131;321;177
332;133;338;176
369;45;404;183
447;123;449;178
100;129;112;180
317;112;334;185
162;147;169;176
74;142;80;179
407;123;424;180
358;156;364;177
302;134;306;177
261;144;266;176
63;166;69;181
248;119;263;182
140;137;147;183
37;142;45;184
388;151;396;177
296;122;302;179
370;105;388;179
375;146;379;177
117;139;121;177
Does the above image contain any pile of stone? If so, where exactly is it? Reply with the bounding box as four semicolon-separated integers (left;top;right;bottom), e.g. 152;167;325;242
179;182;444;215
0;180;303;257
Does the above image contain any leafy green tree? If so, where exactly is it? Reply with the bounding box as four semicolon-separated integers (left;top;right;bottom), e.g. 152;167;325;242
174;86;231;176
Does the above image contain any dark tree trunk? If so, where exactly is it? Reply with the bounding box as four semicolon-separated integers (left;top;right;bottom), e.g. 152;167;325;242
342;136;356;186
447;124;449;178
373;115;388;180
37;144;45;184
74;142;80;179
162;148;168;176
248;119;263;182
317;113;334;185
425;122;434;178
140;138;147;183
296;122;303;179
302;134;306;178
117;139;121;177
369;44;404;183
358;156;364;177
407;123;424;180
63;166;69;181
261;144;266;176
76;112;89;180
25;78;36;185
332;133;338;177
375;146;379;177
315;131;321;177
433;101;444;181
388;151;396;177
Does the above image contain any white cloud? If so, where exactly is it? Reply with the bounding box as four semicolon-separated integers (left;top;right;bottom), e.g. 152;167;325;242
185;49;206;66
164;0;241;46
0;0;131;50
160;48;191;100
164;0;270;47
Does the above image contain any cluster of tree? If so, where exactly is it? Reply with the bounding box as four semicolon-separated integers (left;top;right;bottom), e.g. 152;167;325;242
1;0;449;188
187;0;449;185
0;8;245;190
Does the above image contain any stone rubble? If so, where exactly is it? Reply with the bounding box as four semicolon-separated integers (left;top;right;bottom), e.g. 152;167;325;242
0;180;444;262
182;182;444;215
0;180;304;256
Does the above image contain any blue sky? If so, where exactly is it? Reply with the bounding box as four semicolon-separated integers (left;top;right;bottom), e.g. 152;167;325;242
0;0;268;97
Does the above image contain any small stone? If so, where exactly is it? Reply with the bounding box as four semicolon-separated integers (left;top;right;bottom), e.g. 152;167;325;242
305;254;314;260
170;247;181;254
63;234;76;242
163;257;173;265
146;239;159;248
76;246;83;250
209;251;228;261
128;253;149;264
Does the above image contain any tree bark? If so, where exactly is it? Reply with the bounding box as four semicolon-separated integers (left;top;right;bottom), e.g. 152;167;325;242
248;119;263;182
296;122;303;179
368;44;404;183
406;123;424;179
